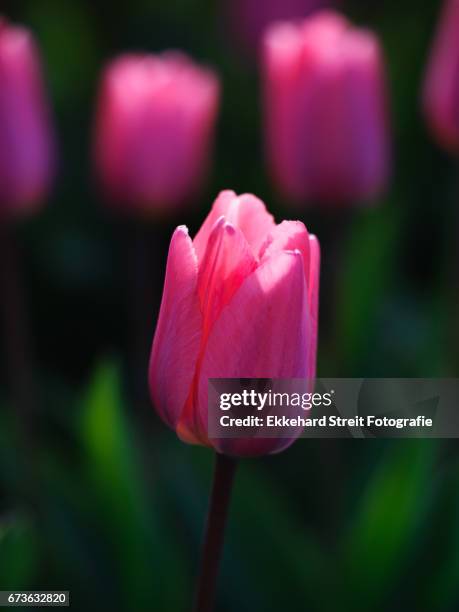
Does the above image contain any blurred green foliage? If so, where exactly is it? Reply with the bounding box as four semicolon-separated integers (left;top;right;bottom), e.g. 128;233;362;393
1;0;458;610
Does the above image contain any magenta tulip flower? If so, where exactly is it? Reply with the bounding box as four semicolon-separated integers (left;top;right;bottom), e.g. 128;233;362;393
263;11;390;205
149;190;320;457
226;0;338;58
93;52;220;216
423;0;459;153
0;17;55;219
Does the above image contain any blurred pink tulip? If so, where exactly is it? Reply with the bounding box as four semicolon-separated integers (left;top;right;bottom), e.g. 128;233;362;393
226;0;338;57
93;52;220;216
0;17;55;219
263;11;390;205
149;190;320;457
423;0;459;153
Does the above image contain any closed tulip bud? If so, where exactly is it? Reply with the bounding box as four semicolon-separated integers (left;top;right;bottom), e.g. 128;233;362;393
263;11;390;205
93;52;220;216
226;0;338;58
0;17;55;219
423;0;459;153
149;190;320;457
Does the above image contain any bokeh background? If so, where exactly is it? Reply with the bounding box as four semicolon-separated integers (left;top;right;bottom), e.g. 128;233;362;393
1;0;458;610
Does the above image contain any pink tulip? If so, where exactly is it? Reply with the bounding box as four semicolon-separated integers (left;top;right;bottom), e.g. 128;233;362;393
423;0;459;153
149;190;320;457
226;0;338;58
0;17;55;219
263;11;390;205
93;52;220;216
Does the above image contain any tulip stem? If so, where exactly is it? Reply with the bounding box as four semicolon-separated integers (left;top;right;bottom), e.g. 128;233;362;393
193;453;238;612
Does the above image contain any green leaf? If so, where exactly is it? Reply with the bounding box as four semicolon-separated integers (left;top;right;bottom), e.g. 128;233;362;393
0;516;38;589
417;462;459;611
335;204;401;375
342;440;436;610
80;359;188;611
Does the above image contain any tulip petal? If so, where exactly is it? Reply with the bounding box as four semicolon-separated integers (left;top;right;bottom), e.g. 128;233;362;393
0;22;55;214
423;0;459;152
94;53;219;213
194;190;275;260
176;217;258;445
226;193;276;256
264;12;389;204
197;216;257;336
337;34;390;200
193;190;238;260
261;223;320;382
149;226;202;429
216;436;297;458
194;250;309;454
260;220;310;273
263;22;306;202
307;235;320;380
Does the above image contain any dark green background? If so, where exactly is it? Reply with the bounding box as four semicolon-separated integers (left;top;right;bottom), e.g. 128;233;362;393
0;1;458;610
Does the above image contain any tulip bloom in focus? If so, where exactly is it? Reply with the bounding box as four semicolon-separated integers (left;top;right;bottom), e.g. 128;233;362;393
226;0;337;57
423;0;459;153
0;17;55;219
149;190;320;457
263;11;390;205
93;52;220;216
